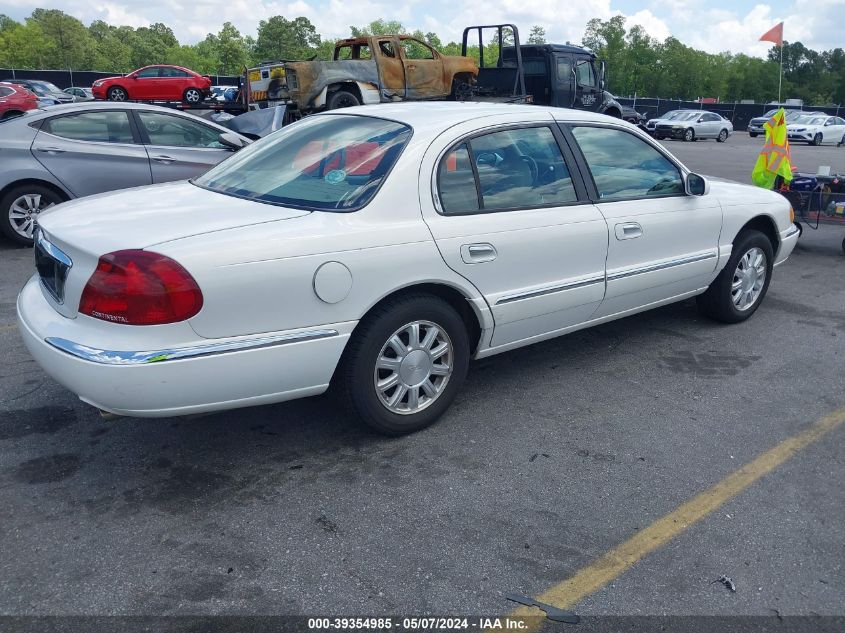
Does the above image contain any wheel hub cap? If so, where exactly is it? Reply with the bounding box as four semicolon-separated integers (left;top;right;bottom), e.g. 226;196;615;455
9;194;54;239
731;247;766;311
374;320;453;415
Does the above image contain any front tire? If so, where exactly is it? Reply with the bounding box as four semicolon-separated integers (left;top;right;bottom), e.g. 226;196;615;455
749;132;758;138
696;230;774;323
684;128;695;142
335;294;470;435
0;184;65;246
812;133;822;146
107;86;127;101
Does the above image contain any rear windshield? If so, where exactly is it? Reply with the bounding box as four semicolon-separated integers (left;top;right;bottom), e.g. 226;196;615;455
194;114;411;212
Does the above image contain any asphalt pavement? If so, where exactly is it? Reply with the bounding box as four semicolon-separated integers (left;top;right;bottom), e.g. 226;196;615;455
0;132;843;628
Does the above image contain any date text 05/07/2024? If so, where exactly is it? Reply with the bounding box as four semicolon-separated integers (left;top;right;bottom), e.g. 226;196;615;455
307;617;531;630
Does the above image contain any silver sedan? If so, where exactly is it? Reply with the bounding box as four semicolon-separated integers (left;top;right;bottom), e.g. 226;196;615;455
653;110;734;142
0;102;250;245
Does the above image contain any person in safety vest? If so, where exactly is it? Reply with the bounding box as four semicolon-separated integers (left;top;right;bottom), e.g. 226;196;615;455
752;108;793;189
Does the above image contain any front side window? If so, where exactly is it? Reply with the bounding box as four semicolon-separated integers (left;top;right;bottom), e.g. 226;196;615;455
571;126;684;200
136;68;160;79
437;126;577;214
575;59;596;87
44;111;134;144
401;39;435;60
138;111;223;148
195;115;411;212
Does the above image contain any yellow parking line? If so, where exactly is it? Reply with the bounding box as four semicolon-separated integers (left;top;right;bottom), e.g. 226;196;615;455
512;406;845;628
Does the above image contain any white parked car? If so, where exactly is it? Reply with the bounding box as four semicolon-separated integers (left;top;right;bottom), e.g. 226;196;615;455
786;114;845;146
653;110;734;142
17;103;799;435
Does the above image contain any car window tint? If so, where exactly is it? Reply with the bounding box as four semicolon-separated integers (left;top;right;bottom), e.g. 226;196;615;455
438;143;479;214
195;115;411;212
556;58;571;81
161;67;189;78
571;126;684;200
136;68;160;78
138;111;223;148
45;111;134;144
0;87;12;97
438;127;576;214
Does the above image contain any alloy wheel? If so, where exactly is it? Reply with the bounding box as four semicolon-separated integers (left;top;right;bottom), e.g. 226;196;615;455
684;128;694;141
373;320;453;415
109;88;127;101
8;193;54;240
185;89;201;103
731;247;767;311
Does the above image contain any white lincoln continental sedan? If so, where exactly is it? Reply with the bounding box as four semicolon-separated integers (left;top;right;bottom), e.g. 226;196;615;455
18;103;799;435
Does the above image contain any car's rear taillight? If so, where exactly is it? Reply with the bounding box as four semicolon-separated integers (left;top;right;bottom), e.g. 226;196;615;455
79;250;202;326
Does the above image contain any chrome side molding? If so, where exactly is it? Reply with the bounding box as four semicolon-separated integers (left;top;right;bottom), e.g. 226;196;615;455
497;275;605;305
45;329;339;365
607;251;717;282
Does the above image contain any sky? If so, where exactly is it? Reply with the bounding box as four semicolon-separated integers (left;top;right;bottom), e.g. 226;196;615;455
0;0;840;57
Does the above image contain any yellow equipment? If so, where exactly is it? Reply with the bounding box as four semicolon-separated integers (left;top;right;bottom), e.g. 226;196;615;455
752;108;793;189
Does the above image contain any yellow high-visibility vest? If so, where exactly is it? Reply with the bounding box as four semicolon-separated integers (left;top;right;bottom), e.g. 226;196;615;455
752;108;793;189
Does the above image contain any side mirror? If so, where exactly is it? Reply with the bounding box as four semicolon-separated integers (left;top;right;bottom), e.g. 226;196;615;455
218;132;250;151
686;173;708;196
697;117;705;123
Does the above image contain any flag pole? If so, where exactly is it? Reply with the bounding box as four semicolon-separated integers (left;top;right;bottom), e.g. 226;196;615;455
778;43;783;103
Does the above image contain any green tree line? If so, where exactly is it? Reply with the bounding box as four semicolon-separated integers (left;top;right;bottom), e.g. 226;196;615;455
1;9;843;104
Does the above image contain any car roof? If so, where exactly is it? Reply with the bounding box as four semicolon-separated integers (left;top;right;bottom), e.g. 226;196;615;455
318;102;624;128
10;101;246;136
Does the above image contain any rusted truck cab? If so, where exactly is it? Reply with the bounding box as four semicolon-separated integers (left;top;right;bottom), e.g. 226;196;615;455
283;35;478;113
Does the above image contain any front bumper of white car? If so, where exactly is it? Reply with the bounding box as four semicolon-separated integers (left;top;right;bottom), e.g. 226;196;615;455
17;275;353;417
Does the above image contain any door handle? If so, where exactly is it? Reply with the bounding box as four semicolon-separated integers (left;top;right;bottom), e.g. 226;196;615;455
615;222;643;240
37;147;65;154
407;64;416;70
461;243;497;264
151;155;175;164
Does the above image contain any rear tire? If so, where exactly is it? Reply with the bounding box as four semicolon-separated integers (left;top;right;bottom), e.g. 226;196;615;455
183;87;203;104
451;76;473;101
0;183;66;246
326;89;361;110
696;230;774;323
335;293;470;436
717;129;728;142
1;110;23;120
107;86;127;101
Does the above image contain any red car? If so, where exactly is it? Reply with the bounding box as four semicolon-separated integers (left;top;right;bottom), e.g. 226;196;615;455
0;82;39;120
91;65;212;104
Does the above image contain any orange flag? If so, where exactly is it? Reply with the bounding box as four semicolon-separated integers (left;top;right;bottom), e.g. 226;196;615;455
759;22;784;46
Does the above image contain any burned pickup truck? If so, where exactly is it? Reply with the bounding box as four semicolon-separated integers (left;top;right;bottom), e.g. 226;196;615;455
247;36;478;115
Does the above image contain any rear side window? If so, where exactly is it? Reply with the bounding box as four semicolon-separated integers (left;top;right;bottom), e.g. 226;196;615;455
138;111;223;148
0;87;12;97
195;115;411;212
43;111;134;144
571;126;683;200
437;126;577;214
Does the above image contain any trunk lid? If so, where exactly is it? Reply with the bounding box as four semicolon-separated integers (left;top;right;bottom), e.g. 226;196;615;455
35;181;311;318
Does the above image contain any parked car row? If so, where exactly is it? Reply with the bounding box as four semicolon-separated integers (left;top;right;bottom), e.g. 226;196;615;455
0;82;39;119
0;102;250;245
644;109;733;142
